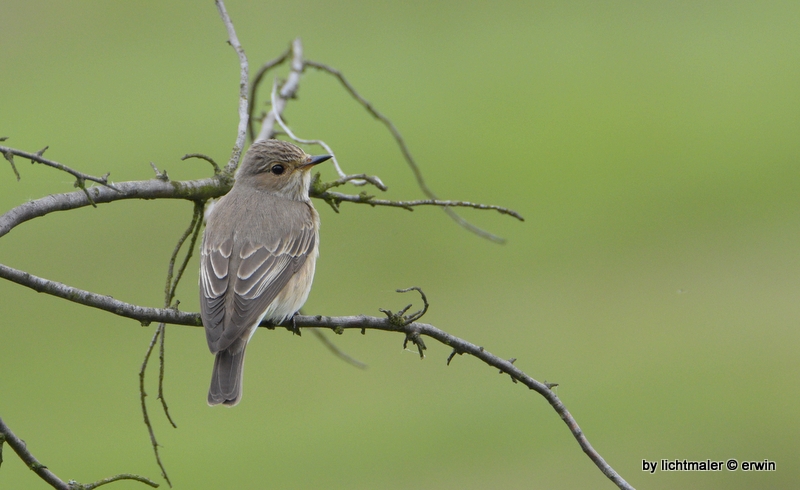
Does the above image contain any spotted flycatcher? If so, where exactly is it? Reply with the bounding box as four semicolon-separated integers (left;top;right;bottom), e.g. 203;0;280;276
199;139;331;406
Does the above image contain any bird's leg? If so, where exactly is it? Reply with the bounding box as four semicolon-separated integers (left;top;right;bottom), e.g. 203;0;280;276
289;312;302;336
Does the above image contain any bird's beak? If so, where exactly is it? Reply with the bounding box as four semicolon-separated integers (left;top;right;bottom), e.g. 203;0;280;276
303;154;333;168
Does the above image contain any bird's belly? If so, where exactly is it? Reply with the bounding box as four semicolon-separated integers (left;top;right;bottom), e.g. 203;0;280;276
261;252;317;327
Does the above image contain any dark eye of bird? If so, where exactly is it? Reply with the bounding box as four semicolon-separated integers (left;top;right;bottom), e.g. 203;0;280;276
271;164;285;175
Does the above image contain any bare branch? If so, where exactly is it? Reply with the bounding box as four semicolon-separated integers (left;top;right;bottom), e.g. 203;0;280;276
0;417;68;489
0;175;229;239
82;474;159;490
138;327;172;487
291;313;634;490
164;201;205;307
0;417;158;490
2;286;633;490
254;38;304;143
0;257;631;489
0;145;117;191
304;61;508;243
314;188;524;220
0;263;201;326
314;173;387;193
248;46;291;141
215;0;249;174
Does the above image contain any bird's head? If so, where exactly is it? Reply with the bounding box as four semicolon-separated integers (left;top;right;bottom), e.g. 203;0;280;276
236;139;332;200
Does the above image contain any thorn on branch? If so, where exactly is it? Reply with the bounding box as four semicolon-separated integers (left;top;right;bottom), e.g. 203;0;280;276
446;348;464;366
499;358;519;383
544;381;559;390
3;150;20;181
74;177;98;208
150;163;169;182
403;331;427;359
35;146;49;157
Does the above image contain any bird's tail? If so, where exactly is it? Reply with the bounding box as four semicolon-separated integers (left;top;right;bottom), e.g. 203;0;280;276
208;340;247;407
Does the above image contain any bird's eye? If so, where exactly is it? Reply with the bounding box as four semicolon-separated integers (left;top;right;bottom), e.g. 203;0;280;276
271;164;285;175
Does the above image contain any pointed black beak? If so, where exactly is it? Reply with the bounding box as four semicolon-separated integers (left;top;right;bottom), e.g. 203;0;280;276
304;154;333;167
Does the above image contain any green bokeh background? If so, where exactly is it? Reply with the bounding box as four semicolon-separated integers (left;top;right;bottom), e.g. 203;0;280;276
2;1;799;488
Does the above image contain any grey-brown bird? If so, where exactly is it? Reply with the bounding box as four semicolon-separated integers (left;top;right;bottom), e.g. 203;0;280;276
199;139;331;406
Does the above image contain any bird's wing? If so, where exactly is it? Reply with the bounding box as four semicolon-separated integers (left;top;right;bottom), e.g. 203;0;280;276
200;217;316;353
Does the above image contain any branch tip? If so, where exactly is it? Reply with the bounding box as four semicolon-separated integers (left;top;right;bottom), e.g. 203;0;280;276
181;153;221;175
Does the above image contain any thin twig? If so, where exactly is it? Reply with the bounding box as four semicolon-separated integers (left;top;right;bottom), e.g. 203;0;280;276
0;145;117;190
139;327;172;487
308;329;367;369
248;46;291;141
215;0;249;175
304;61;507;243
181;153;221;175
269;79;356;182
82;474;159;489
315;173;387;192
164;201;205;306
159;201;204;423
140;201;205;483
314;189;524;220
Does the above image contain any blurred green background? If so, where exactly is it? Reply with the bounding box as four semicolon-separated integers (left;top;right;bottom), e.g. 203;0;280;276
2;1;799;488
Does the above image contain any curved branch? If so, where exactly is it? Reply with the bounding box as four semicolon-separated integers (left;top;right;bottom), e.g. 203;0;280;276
0;144;117;190
304;60;509;243
0;176;229;239
0;272;633;490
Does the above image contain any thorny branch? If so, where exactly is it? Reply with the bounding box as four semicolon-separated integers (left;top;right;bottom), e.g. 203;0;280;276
0;144;118;208
0;262;635;490
0;417;158;490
